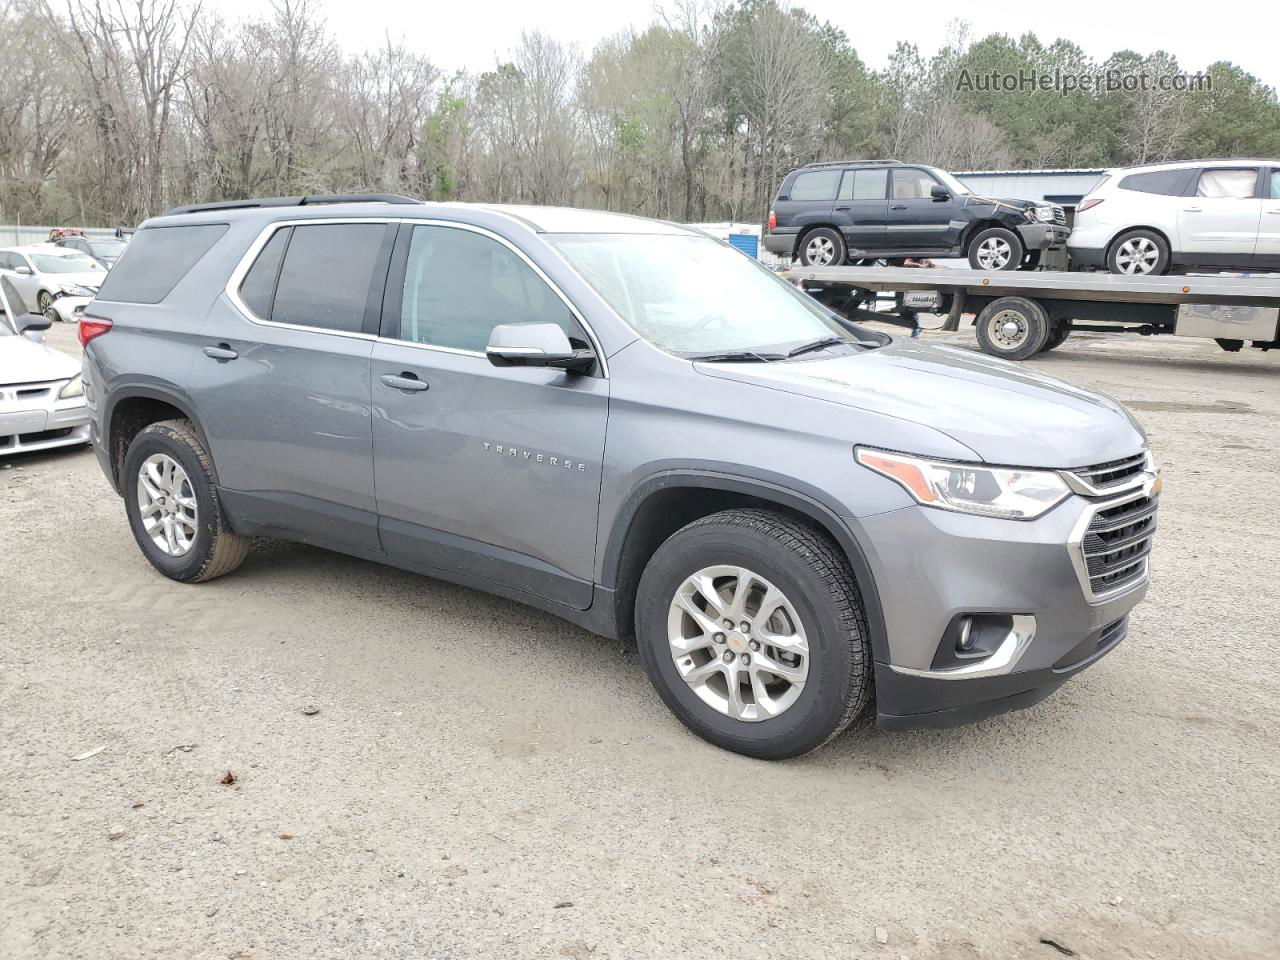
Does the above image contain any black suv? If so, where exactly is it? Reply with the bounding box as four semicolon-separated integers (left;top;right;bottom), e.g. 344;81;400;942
764;160;1069;271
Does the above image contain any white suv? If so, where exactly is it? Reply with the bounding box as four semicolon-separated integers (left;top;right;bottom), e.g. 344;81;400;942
1068;159;1280;275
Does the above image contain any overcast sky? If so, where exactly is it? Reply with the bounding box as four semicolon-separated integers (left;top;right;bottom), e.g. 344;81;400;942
210;0;1279;92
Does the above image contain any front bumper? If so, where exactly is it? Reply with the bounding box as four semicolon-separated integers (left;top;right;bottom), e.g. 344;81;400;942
0;386;90;456
1016;222;1071;250
47;295;92;323
852;494;1150;730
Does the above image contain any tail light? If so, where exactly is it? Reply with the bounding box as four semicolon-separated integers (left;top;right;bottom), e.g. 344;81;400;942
768;210;776;231
1077;198;1104;213
78;316;112;347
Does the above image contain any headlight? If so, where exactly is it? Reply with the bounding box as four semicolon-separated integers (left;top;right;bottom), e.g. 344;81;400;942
1035;206;1056;223
58;284;96;297
856;448;1070;520
58;375;83;399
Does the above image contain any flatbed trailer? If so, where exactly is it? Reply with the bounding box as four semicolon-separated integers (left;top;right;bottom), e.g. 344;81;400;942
785;266;1280;361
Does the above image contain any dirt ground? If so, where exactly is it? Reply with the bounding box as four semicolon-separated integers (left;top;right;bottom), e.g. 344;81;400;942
2;320;1277;960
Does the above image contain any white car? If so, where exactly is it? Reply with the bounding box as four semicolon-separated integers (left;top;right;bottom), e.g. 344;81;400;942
0;283;90;456
1068;159;1280;275
0;244;106;319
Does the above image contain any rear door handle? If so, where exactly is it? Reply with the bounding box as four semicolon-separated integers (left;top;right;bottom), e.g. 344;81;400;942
834;205;850;211
1183;207;1202;213
890;204;907;210
202;344;238;361
380;372;429;393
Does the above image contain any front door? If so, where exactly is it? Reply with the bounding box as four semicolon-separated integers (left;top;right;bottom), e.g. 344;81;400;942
832;167;888;255
883;167;958;250
186;219;396;551
1178;167;1263;267
1255;167;1280;268
371;222;608;610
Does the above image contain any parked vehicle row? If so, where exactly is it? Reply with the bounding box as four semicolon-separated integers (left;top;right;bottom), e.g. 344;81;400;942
80;195;1156;759
0;244;106;322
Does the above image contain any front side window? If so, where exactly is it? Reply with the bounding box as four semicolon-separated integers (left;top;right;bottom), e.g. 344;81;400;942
1196;168;1259;199
838;169;888;201
788;170;840;202
397;225;584;352
268;223;387;333
1272;170;1280;199
550;233;870;357
892;168;941;200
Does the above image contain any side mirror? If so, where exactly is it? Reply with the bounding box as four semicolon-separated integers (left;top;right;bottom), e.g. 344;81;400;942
16;312;51;334
930;185;951;201
14;265;32;275
486;322;595;374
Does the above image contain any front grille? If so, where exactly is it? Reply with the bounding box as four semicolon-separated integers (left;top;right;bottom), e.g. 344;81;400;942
1070;452;1148;491
1052;205;1066;225
1082;493;1157;596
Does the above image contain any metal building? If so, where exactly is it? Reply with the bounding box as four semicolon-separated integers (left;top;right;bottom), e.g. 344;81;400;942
954;168;1108;215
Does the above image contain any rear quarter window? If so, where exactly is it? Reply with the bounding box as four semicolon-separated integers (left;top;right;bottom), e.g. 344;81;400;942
1118;169;1193;196
95;223;228;304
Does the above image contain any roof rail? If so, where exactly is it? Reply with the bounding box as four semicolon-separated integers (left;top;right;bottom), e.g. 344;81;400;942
160;194;422;216
802;159;903;170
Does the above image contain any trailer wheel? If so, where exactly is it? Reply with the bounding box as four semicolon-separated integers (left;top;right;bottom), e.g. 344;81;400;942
1042;319;1072;352
975;297;1051;360
967;227;1024;271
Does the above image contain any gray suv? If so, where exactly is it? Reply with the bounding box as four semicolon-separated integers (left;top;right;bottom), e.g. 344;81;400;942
81;196;1158;759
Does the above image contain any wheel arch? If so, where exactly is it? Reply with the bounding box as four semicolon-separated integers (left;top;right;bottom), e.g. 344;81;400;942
601;470;888;663
960;218;1010;250
104;385;217;493
793;223;844;262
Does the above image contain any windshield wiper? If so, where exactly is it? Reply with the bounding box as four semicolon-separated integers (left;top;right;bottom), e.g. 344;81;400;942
786;336;849;358
689;350;786;362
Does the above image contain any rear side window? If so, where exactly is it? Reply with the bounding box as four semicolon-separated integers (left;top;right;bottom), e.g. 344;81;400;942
95;224;228;304
838;168;887;201
264;223;388;333
1118;169;1191;196
788;170;840;201
238;227;290;318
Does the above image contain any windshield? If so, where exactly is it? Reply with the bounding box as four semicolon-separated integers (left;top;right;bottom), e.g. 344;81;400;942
31;253;103;274
549;233;865;357
932;168;973;196
90;239;127;257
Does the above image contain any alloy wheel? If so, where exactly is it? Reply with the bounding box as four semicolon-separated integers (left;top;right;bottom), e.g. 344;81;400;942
136;453;198;557
976;237;1013;270
666;565;809;722
804;236;836;266
1115;236;1159;274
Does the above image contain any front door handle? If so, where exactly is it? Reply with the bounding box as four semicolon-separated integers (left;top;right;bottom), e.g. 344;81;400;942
380;372;429;393
1183;207;1202;213
834;205;850;211
202;344;238;361
890;204;907;210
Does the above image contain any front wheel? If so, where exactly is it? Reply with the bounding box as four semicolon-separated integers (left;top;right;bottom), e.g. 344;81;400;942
797;227;846;267
122;419;251;582
974;296;1051;360
635;509;872;760
967;227;1024;271
36;290;53;313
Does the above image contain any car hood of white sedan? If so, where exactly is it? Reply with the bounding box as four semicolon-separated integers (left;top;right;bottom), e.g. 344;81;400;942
45;271;106;290
0;334;78;385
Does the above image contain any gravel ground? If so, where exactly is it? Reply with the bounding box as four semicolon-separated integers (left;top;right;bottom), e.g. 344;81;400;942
2;321;1277;960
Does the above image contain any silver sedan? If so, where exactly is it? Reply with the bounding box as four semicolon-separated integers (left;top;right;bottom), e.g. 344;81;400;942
0;287;89;456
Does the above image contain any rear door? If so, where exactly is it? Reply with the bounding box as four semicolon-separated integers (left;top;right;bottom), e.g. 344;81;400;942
186;219;395;551
832;168;888;254
884;167;958;250
777;169;840;242
1178;167;1263;266
370;221;608;609
1256;166;1280;268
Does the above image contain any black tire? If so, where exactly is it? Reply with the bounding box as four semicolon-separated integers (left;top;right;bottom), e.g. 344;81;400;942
36;290;53;313
44;306;61;323
1106;228;1170;275
635;508;872;760
966;226;1024;271
1042;319;1071;352
974;296;1051;360
797;227;846;267
122;418;250;582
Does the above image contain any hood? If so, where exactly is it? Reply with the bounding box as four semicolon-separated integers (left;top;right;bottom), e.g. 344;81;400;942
0;334;79;385
49;271;106;290
695;340;1146;469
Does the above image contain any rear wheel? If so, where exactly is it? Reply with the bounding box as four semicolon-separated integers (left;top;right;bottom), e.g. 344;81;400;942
974;296;1051;360
797;227;846;267
123;419;250;582
1042;319;1072;352
1107;229;1169;275
967;227;1024;271
635;508;872;760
